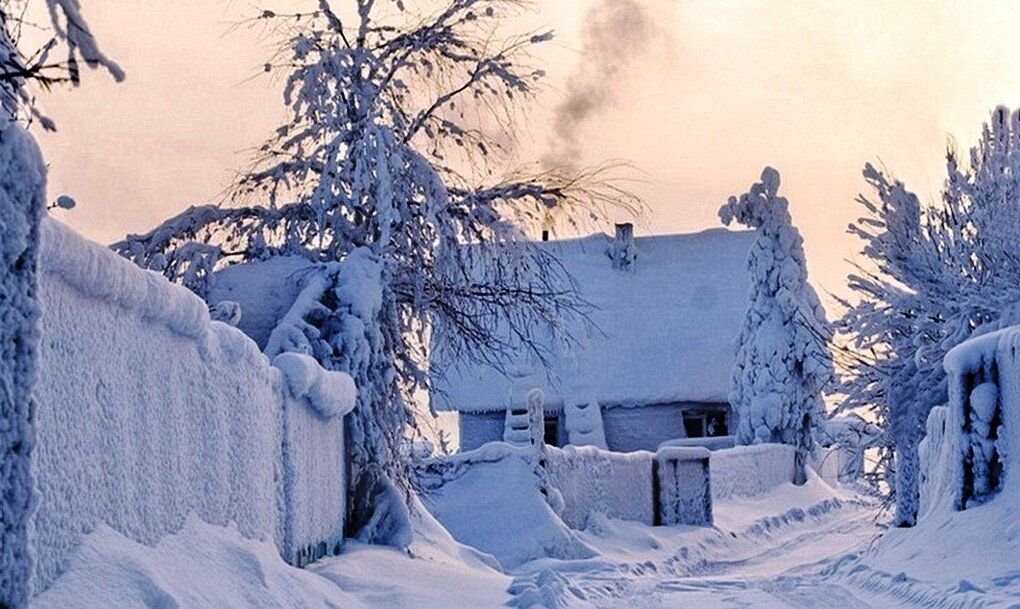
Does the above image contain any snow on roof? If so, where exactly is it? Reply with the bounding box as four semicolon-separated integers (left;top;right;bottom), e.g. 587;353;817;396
208;256;317;350
433;228;755;413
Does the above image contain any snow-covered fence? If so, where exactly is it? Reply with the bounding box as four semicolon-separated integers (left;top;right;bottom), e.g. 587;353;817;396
918;406;952;516
709;444;796;501
544;445;655;527
29;219;354;592
655;447;712;526
275;353;355;567
942;326;1018;510
0;125;47;609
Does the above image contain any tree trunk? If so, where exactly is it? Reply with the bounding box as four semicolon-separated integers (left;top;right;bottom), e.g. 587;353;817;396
894;437;920;527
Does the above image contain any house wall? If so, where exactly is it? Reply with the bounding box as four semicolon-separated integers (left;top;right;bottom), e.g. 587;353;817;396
460;402;732;453
602;402;732;453
459;411;506;451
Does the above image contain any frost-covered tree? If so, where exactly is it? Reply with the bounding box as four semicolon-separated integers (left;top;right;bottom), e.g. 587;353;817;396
720;167;833;486
1;0;123;128
837;106;1020;526
0;2;118;606
114;0;633;542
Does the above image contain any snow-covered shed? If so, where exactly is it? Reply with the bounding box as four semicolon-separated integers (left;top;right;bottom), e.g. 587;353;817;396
433;225;757;453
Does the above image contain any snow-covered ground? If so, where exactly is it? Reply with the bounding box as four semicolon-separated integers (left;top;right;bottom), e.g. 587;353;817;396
33;472;1020;608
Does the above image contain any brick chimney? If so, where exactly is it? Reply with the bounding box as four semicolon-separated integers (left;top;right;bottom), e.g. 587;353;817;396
610;222;636;270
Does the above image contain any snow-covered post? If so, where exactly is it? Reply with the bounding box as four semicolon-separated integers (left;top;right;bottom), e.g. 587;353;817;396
720;167;833;486
0;124;46;608
504;388;546;448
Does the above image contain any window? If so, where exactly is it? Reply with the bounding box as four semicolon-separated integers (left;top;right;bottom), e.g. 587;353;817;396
544;416;560;447
682;409;729;438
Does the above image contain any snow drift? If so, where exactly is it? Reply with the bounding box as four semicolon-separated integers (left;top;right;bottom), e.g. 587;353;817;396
30;218;355;592
418;443;596;569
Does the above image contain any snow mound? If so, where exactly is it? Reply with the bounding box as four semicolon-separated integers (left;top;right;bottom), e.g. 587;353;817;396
32;518;366;609
209;256;317;349
33;514;514;609
418;443;596;569
832;487;1020;606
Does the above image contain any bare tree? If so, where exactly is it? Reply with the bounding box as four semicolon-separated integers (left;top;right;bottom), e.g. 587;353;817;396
115;0;636;543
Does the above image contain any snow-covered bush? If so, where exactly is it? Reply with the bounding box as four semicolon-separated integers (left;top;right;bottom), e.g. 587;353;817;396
837;107;1020;525
113;0;634;538
720;167;833;485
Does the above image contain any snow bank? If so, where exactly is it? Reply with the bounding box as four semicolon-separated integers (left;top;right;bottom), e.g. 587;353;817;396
544;445;654;527
31;518;366;609
710;444;796;501
31;219;354;591
418;443;596;569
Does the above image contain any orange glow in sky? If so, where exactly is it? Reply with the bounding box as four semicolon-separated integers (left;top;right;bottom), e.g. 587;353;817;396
35;0;1020;308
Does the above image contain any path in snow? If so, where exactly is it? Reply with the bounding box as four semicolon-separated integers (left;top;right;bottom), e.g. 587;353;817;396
518;499;1020;609
584;507;888;609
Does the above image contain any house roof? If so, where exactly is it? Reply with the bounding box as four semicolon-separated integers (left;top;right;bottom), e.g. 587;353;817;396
432;228;756;413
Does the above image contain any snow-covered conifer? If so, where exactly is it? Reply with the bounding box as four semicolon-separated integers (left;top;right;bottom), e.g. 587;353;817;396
720;167;832;486
113;0;634;542
838;107;1020;526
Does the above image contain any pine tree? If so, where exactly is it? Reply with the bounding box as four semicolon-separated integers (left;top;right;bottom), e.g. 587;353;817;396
720;167;833;486
114;0;634;542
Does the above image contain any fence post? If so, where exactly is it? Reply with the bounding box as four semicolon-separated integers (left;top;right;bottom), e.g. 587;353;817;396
655;447;713;526
0;125;47;608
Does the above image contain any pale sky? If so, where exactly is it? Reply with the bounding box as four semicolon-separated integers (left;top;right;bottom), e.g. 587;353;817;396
34;0;1020;307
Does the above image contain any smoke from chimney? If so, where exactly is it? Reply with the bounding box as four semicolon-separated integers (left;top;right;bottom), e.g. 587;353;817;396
543;0;663;173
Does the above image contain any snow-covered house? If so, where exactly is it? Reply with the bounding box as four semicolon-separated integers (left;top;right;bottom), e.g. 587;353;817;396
434;224;757;453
